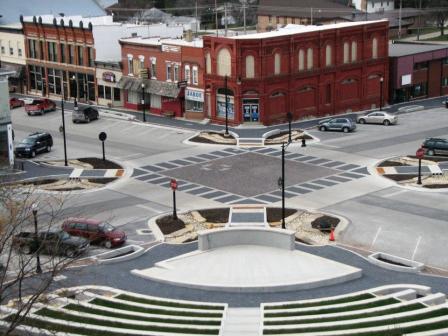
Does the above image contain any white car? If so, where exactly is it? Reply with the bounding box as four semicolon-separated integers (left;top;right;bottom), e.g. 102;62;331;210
357;111;397;126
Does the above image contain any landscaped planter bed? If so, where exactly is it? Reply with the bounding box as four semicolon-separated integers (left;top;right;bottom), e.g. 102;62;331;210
368;252;424;273
115;294;224;310
155;215;186;235
78;157;122;170
197;208;230;223
264;130;313;145
189;132;237;145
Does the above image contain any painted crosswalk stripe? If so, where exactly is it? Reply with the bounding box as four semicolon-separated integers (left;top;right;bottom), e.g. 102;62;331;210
70;169;83;178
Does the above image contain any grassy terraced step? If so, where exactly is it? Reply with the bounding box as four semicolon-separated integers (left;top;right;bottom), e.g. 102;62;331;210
115;294;224;311
263;307;448;334
264;302;426;325
264;298;400;318
90;298;223;318
35;308;220;335
264;293;375;310
64;304;222;326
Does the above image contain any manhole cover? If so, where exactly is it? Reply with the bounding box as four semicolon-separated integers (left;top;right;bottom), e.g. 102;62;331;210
136;229;152;235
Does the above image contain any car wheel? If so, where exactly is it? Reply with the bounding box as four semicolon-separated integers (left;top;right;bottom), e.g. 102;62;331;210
427;149;435;156
40;109;44;116
103;240;113;249
27;112;31;116
359;119;366;124
20;245;32;255
342;127;349;133
31;150;36;158
86;117;90;123
383;120;390;126
319;126;326;131
46;146;51;152
65;248;77;258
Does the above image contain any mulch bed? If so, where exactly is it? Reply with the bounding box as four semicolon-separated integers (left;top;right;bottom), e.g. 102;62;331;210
424;184;448;189
78;157;122;169
408;155;448;162
87;178;117;184
198;208;230;223
19;179;58;186
311;215;339;232
156;215;186;235
266;207;297;223
265;130;313;141
377;160;411;167
383;174;417;182
189;133;237;145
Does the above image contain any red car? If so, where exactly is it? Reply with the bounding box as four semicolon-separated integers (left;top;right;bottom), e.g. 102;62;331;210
62;218;126;248
9;98;24;109
25;99;56;116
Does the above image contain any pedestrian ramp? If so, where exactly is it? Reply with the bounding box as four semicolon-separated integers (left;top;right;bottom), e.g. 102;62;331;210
237;138;265;147
228;205;267;227
221;308;261;336
69;168;125;179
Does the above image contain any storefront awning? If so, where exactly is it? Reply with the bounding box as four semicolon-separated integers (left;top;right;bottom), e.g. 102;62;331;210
117;76;181;98
0;63;24;79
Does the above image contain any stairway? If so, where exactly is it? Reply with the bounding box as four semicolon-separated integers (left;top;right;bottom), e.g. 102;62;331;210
222;307;261;336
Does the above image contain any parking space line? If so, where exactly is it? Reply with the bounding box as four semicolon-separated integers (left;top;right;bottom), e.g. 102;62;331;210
371;226;382;249
412;236;422;260
136;204;164;214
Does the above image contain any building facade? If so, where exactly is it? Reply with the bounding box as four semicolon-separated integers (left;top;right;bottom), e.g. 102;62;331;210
203;20;389;126
95;61;123;107
0;69;14;169
352;0;395;13
118;35;204;119
0;24;27;93
389;43;448;104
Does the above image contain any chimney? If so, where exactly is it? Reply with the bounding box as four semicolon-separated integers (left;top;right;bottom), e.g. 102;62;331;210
185;29;193;42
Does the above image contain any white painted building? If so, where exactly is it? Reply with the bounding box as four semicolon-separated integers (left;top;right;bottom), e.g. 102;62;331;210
0;23;26;92
351;0;395;13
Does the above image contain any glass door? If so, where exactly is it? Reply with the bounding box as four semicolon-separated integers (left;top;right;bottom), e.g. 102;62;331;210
243;103;259;122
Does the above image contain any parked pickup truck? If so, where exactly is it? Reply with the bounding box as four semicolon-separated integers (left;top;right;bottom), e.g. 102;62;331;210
25;99;56;116
12;230;89;258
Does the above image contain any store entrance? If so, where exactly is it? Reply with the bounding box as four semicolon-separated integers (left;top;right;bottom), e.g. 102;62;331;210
242;99;259;122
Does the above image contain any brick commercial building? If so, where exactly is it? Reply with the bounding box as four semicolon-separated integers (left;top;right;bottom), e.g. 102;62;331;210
22;15;182;104
389;42;448;104
203;20;389;126
118;33;205;119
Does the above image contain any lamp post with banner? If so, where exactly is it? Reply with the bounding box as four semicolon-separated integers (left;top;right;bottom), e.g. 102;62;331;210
416;147;425;185
170;179;178;219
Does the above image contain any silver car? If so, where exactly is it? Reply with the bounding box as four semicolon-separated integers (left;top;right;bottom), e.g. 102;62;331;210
356;111;397;126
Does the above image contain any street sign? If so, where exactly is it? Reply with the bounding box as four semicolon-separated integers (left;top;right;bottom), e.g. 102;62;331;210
170;178;178;190
416;147;425;159
99;132;107;142
177;80;188;88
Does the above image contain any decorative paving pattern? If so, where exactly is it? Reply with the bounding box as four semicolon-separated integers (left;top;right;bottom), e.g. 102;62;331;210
132;147;370;204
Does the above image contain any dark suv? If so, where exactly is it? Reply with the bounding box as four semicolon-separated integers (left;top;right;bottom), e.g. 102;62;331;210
422;138;448;156
14;132;53;158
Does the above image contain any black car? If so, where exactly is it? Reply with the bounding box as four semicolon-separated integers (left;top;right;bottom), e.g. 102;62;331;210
422;138;448;156
73;106;99;123
14;132;53;158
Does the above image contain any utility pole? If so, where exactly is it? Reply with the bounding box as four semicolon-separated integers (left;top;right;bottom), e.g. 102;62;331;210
224;3;228;37
243;0;247;34
417;0;423;41
398;0;402;39
195;0;199;37
215;0;219;36
310;7;313;25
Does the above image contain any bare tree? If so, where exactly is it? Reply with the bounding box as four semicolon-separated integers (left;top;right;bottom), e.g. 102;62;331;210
0;184;82;335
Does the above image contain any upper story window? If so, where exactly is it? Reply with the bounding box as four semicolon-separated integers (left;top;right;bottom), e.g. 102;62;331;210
139;55;145;70
0;40;4;55
60;43;65;63
414;61;429;71
18;48;22;57
245;55;255;78
325;44;332;67
443;57;448;65
47;41;57;62
298;49;304;71
274;52;281;75
206;52;211;74
174;64;179;82
39;40;44;60
185;64;191;83
351;41;357;62
28;39;37;58
69;45;75;64
343;42;349;64
150;58;156;78
127;55;133;75
217;48;231;76
372;37;378;59
307;48;313;70
77;46;84;66
192;65;198;85
88;47;95;67
166;63;172;81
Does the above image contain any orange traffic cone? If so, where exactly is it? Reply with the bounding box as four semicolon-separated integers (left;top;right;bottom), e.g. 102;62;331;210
329;227;335;242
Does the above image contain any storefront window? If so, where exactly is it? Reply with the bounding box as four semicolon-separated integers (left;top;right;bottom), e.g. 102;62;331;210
216;88;234;119
186;100;203;112
442;77;448;87
47;68;62;95
98;84;105;98
114;88;121;101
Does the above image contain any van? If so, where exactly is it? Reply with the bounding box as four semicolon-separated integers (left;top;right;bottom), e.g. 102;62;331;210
73;106;99;123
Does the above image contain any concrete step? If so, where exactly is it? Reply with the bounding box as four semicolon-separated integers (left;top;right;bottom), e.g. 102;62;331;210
222;308;261;336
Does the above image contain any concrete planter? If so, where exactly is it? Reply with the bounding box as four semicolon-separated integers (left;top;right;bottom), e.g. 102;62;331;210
368;252;424;273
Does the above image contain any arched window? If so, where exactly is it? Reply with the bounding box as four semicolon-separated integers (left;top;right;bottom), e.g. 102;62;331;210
372;37;378;59
343;42;349;64
307;48;313;70
298;49;305;71
274;52;281;75
205;52;211;74
217;48;231;76
325;44;332;67
351;41;357;62
245;55;255;78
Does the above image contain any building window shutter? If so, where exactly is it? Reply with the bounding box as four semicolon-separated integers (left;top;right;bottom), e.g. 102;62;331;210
274;53;281;75
326;45;332;67
372;37;378;59
343;42;349;64
307;48;313;70
351;41;357;62
298;49;304;71
206;53;212;74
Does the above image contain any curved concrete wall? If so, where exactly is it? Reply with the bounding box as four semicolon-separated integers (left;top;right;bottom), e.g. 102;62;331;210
198;227;295;251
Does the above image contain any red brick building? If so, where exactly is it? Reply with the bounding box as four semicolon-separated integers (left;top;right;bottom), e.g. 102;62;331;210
118;35;205;119
203;20;389;126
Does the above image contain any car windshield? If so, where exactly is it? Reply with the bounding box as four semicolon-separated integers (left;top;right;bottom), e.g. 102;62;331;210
21;138;35;144
60;231;71;240
99;223;115;232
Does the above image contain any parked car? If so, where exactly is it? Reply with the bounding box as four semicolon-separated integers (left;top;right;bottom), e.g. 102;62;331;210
317;118;357;133
422;138;448;156
14;132;53;158
25;99;56;116
73;106;99;123
12;229;89;258
9;98;24;109
62;218;126;248
357;111;397;126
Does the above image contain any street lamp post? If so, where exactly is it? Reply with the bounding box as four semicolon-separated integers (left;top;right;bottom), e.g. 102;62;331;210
31;203;42;274
224;75;229;136
61;93;68;166
380;77;384;111
280;140;291;229
141;83;146;122
286;112;293;143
